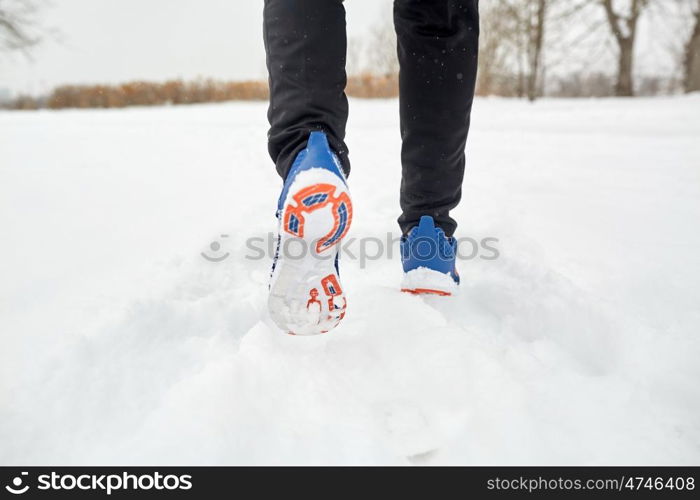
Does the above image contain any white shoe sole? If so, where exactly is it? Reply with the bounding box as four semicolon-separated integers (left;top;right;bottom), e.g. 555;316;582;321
268;168;352;335
401;267;458;297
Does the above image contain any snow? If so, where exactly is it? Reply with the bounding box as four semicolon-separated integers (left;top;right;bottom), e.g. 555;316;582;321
1;96;699;465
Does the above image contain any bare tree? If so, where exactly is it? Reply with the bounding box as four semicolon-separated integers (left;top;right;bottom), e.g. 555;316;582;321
346;35;364;77
0;0;43;53
476;0;545;98
526;0;548;101
488;0;560;101
491;0;538;98
476;2;517;95
598;0;651;96
365;18;399;76
684;0;700;92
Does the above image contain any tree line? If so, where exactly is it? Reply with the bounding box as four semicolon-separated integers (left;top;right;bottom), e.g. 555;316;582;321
7;80;269;110
350;0;700;99
2;0;700;109
486;0;700;98
3;75;403;110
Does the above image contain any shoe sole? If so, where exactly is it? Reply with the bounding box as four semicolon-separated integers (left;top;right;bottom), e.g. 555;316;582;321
268;169;352;335
400;267;457;297
401;288;452;296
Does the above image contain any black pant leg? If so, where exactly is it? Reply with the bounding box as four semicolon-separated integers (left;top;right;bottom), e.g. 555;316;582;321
263;0;350;179
394;0;479;237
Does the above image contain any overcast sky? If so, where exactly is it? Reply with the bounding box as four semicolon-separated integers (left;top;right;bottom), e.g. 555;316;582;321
0;0;678;98
0;0;388;96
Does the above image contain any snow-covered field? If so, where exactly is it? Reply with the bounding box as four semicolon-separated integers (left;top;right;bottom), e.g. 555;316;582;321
1;96;699;465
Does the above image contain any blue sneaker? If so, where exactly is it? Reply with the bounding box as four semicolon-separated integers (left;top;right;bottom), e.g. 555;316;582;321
268;131;353;335
400;215;459;296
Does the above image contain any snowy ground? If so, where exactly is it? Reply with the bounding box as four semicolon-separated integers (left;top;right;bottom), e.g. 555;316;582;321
1;96;699;465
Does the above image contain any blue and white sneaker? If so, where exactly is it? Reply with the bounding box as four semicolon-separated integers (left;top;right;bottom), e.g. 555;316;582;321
268;131;353;335
400;215;459;296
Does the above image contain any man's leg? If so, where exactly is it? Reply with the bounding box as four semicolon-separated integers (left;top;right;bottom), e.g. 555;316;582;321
394;0;479;237
263;0;350;178
264;0;353;335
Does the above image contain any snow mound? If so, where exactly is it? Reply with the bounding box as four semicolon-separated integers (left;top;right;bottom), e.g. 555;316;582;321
1;97;699;464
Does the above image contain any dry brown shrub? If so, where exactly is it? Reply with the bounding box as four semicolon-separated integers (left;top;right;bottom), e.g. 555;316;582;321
346;73;399;98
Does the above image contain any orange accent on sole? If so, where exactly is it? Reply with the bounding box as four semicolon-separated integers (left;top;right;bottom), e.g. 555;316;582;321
401;288;452;296
282;183;353;253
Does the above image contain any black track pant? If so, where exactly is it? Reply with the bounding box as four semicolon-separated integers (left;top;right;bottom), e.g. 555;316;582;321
263;0;478;236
